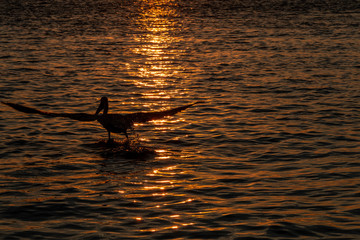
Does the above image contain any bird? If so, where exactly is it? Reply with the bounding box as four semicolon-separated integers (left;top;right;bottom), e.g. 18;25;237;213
2;97;197;142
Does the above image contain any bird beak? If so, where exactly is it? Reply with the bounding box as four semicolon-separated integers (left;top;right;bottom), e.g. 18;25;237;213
95;101;104;115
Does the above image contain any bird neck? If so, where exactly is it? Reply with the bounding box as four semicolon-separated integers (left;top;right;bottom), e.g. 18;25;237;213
103;105;108;114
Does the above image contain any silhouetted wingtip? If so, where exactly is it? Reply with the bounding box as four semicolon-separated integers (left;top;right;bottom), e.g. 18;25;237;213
193;100;205;105
185;101;204;107
2;101;18;108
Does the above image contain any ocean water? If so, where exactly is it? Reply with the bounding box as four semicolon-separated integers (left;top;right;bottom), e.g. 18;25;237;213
0;0;359;239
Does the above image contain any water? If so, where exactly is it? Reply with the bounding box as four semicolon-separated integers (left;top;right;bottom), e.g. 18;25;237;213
1;0;359;239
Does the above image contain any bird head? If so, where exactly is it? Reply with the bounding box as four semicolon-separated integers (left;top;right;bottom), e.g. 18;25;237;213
95;96;109;115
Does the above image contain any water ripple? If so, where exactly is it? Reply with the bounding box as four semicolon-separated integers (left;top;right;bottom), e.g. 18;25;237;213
1;1;359;239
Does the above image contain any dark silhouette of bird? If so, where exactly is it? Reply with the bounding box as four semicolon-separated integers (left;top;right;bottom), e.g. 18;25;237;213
2;97;197;142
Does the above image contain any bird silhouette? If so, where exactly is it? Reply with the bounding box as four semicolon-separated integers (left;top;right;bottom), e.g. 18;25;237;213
2;97;197;142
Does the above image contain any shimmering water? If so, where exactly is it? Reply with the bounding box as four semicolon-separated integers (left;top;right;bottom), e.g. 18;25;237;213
1;0;360;239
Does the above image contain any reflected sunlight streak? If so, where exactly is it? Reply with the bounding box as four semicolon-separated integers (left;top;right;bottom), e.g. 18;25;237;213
112;1;197;235
125;162;196;234
126;0;185;97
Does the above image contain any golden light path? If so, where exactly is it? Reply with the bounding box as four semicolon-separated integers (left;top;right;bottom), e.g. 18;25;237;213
122;0;189;138
120;0;195;233
120;165;196;234
126;0;185;98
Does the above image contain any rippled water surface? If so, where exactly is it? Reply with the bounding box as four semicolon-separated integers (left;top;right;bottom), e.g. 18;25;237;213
1;0;360;239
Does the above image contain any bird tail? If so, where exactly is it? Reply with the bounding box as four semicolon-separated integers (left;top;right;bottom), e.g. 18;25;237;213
2;101;97;121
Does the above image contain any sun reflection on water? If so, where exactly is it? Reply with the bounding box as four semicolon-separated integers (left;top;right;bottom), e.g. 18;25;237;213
125;0;186;100
98;0;197;235
112;160;197;234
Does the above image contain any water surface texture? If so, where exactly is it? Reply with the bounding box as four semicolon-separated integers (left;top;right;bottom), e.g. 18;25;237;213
1;0;360;239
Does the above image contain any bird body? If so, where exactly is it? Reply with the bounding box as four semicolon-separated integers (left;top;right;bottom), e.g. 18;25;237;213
94;97;197;140
96;113;134;139
2;97;197;142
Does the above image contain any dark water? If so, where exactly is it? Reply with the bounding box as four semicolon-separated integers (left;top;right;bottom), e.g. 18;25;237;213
1;0;360;239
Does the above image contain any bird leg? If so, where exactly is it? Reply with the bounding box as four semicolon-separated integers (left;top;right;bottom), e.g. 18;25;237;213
122;130;132;148
130;127;139;141
107;131;114;144
124;130;129;141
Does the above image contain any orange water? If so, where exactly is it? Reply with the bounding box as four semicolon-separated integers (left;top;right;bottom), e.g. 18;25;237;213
1;0;359;239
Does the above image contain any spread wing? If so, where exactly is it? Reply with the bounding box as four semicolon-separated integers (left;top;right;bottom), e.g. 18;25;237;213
127;102;198;123
2;102;97;122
